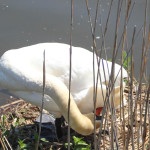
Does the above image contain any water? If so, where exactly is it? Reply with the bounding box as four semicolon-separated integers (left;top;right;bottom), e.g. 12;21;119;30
0;0;149;105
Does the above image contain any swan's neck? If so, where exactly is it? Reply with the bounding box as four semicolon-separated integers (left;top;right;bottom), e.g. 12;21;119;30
43;75;99;135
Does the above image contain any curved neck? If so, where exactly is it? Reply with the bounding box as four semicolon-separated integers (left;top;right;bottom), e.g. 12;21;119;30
37;75;97;135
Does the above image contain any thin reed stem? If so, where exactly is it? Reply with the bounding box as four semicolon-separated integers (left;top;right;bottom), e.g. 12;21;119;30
130;26;136;150
120;1;131;148
67;1;73;150
35;50;46;150
142;78;150;150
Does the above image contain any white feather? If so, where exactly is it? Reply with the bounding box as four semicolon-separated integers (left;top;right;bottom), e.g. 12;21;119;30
0;43;127;117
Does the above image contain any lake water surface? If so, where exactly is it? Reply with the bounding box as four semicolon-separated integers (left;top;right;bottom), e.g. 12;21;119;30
0;0;149;105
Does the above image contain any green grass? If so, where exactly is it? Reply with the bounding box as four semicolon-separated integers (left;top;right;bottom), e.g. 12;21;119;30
65;136;91;150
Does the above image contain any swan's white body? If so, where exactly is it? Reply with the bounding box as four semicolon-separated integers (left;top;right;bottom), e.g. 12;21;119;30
0;43;127;135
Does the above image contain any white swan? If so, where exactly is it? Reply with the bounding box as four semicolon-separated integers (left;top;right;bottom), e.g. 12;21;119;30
0;43;127;135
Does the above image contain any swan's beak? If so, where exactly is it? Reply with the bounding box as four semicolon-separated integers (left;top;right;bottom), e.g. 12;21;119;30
95;107;103;116
95;107;103;126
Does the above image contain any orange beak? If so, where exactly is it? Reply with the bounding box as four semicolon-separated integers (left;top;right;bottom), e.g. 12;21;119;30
96;107;103;116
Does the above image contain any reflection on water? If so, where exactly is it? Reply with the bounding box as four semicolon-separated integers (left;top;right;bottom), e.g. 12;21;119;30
0;0;149;105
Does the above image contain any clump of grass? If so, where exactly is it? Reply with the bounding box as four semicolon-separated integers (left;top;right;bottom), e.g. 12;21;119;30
65;136;91;150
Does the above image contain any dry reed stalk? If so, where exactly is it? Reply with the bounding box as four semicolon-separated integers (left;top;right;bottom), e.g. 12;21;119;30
0;138;5;150
67;1;73;149
109;0;123;148
93;1;102;148
142;78;150;150
147;24;150;150
1;138;8;150
84;0;150;149
84;0;137;149
132;1;149;149
125;59;130;149
85;0;100;149
130;26;136;150
0;128;5;150
0;100;24;115
85;1;117;149
99;0;114;61
4;136;13;150
114;1;136;63
149;86;150;150
35;50;46;150
84;0;116;149
0;128;13;150
120;0;132;149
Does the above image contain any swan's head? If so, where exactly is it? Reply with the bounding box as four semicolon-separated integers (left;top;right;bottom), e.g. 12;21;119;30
84;113;101;129
70;112;100;135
